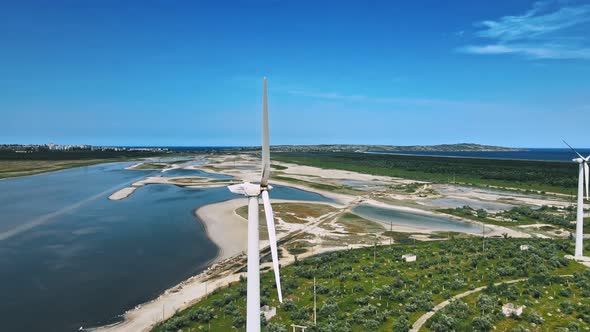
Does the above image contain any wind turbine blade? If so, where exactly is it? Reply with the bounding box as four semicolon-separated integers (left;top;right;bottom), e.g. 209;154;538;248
585;162;589;200
261;77;271;187
563;140;585;159
261;190;282;303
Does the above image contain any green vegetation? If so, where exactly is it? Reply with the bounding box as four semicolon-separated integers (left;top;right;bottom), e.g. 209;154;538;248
382;231;416;242
425;267;590;331
153;238;586;332
284;241;313;255
0;150;164;179
272;152;578;194
236;203;337;224
336;212;384;233
272;175;345;192
440;205;588;231
133;163;168;170
0;160;115;179
271;164;288;170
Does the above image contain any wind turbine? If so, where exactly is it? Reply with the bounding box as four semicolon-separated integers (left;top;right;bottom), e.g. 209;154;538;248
228;77;282;332
563;140;588;258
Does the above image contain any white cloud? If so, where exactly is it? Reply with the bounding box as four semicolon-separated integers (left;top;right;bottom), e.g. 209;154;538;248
459;0;590;60
286;90;499;110
459;44;590;59
287;90;368;101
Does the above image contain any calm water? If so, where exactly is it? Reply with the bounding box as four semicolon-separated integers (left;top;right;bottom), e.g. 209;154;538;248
0;163;331;331
368;148;590;161
158;168;232;179
426;197;515;212
353;204;483;234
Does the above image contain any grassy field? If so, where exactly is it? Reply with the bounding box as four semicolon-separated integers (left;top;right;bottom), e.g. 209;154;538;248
0;160;118;179
424;266;590;331
0;150;166;179
152;238;586;332
133;162;169;170
272;152;578;195
336;212;385;233
236;203;337;225
439;205;588;233
272;175;347;192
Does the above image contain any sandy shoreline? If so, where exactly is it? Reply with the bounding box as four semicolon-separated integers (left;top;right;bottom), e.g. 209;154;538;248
108;186;139;200
94;195;343;332
93;155;556;332
196;198;248;260
94;198;248;332
361;198;530;238
94;194;528;332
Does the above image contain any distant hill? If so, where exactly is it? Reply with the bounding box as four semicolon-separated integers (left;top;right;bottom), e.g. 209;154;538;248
269;143;523;153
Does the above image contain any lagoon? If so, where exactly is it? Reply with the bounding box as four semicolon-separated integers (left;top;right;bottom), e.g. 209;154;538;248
0;162;330;331
353;204;483;234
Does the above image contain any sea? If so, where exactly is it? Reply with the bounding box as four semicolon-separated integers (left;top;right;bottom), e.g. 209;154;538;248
367;148;590;162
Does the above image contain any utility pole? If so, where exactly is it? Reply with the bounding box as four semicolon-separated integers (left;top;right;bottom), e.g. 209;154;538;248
482;223;485;252
373;234;377;264
390;221;392;245
313;277;317;325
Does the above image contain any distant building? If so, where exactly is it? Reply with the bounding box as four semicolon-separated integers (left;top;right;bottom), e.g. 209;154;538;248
502;303;524;316
402;254;416;262
520;245;530;251
261;305;276;320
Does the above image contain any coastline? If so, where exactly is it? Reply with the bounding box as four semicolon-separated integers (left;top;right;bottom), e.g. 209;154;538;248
92;156;542;332
93;198;248;332
195;198;248;260
93;194;528;332
0;160;125;181
360;198;529;238
93;196;342;332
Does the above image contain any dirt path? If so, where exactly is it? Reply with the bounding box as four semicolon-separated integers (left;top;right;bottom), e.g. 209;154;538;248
410;278;526;332
410;275;574;332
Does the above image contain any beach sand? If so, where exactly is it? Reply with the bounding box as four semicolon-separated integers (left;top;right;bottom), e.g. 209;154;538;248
94;196;342;332
196;198;248;260
93;155;556;332
108;187;139;200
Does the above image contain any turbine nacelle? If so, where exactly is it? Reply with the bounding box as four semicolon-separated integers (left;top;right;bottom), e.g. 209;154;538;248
573;158;585;163
228;182;273;197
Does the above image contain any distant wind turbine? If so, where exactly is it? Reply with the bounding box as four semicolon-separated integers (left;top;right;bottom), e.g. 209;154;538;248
228;77;282;332
563;140;588;258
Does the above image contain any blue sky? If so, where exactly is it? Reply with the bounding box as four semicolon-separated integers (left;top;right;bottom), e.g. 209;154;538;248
1;0;589;147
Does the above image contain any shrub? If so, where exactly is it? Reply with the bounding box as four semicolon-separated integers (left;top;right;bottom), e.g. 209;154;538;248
362;319;380;330
188;306;213;323
281;298;296;311
526;310;544;324
393;315;410;332
266;322;288;332
161;316;188;331
232;314;246;328
472;315;493;331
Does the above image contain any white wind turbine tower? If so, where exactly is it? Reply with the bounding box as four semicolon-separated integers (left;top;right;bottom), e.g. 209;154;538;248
228;77;282;332
564;140;589;258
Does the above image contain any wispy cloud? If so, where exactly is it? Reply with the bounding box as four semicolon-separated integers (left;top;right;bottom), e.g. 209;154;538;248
458;0;590;60
287;90;368;102
286;90;498;110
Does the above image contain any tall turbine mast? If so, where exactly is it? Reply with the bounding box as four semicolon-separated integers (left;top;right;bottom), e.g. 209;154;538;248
228;77;282;332
563;140;589;258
